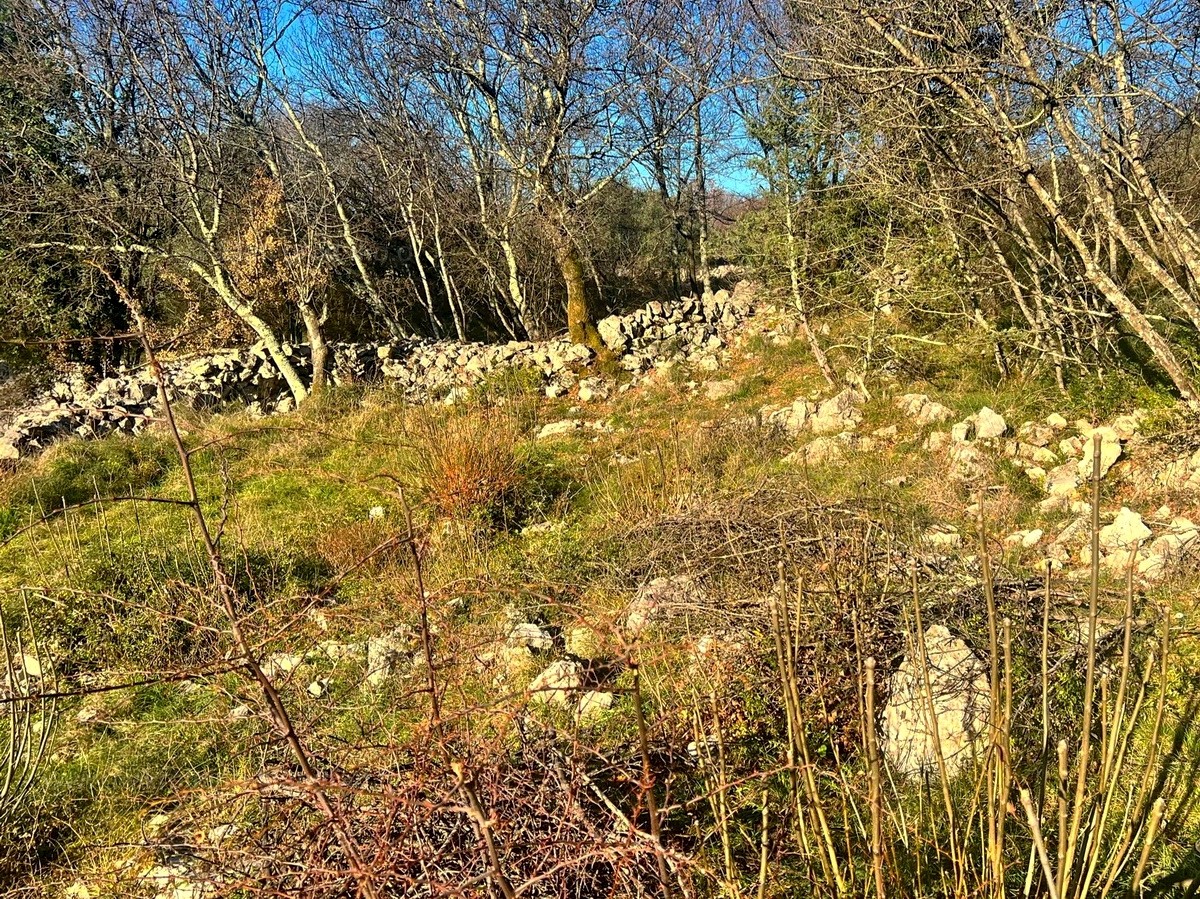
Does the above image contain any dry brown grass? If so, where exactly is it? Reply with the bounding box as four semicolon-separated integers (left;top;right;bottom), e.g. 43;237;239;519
404;406;522;523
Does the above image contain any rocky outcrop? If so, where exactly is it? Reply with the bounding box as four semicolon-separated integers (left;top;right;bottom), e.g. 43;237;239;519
1;284;759;462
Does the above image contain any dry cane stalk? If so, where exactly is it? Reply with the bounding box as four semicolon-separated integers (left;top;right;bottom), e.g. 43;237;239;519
1061;434;1104;899
632;661;675;899
864;658;886;899
911;567;964;897
769;571;844;894
757;791;770;899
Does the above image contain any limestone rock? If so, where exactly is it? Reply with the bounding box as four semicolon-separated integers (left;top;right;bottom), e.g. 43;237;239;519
972;407;1007;440
898;393;953;425
704;380;738;401
883;625;991;776
1076;427;1122;480
577;690;614;724
263;653;304;679
529;659;583;707
810;388;864;434
1003;528;1044;549
508;622;553;652
564;625;603;660
925;431;951;452
769;399;813;436
537;419;583;440
577;378;610;403
365;629;410;688
1098;507;1152;552
951;420;976;443
922;526;962;549
1046;462;1081;497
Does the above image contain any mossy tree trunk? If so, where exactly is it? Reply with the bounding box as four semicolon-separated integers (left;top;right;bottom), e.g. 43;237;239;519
545;213;605;353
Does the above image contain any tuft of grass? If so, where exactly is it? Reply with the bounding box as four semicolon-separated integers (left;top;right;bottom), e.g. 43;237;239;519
405;406;523;524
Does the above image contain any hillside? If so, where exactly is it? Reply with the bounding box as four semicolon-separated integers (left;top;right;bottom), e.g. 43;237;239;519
0;283;1197;898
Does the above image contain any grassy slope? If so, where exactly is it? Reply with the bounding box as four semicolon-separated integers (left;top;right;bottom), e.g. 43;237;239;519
1;302;1198;895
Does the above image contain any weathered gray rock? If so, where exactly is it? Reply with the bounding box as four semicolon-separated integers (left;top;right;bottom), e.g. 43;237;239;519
508;622;553;652
365;630;410;688
529;659;584;707
576;690;614;724
972;407;1007;440
577;377;610;403
1098;507;1152;552
2;284;760;462
883;625;991;776
1046;462;1081;497
537;419;583;440
898;393;954;426
951;420;976;443
769;399;813;436
810;388;864;434
704;380;738;401
1076;426;1122;479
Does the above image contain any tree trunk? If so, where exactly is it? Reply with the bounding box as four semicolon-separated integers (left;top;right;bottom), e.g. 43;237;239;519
694;106;714;302
550;223;604;352
299;299;328;392
212;276;310;405
781;151;836;387
500;237;532;337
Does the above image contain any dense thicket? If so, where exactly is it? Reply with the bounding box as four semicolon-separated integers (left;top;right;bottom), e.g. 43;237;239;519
3;0;1200;406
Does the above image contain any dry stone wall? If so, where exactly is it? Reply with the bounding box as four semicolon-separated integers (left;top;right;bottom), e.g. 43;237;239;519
1;283;758;462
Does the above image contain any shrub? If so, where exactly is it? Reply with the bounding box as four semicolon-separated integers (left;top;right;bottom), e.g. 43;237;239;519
404;406;522;524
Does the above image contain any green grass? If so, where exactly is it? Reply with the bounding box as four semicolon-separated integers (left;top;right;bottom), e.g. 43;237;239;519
0;310;1198;897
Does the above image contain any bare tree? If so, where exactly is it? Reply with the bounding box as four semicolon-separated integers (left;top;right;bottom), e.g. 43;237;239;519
779;0;1200;404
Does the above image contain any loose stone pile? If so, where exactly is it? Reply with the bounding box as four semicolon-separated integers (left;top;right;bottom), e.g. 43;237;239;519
1;283;758;462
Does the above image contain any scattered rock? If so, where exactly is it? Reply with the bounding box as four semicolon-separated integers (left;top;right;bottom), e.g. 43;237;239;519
810;388;864;434
951;420;975;443
1076;427;1122;479
883;625;991;776
1046;462;1081;497
577;690;614;724
898;393;953;425
508;623;553;652
972;407;1007;440
577;378;610;403
1098;507;1152;552
529;660;584;707
1003;529;1043;549
564;625;603;660
365;630;410;688
768;399;813;436
922;526;962;549
263;653;304;679
704;380;738;401
20;653;42;680
537;419;583;440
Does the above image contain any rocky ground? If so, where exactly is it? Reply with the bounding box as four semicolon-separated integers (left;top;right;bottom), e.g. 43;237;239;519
2;282;1198;898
